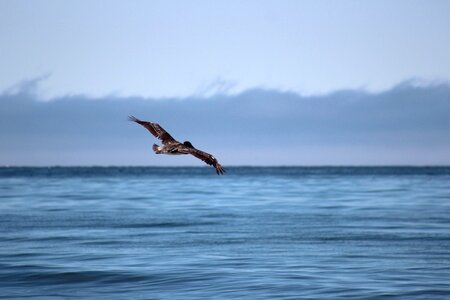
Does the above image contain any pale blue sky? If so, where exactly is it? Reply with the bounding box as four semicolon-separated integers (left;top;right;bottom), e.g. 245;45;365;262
1;0;449;98
1;1;450;166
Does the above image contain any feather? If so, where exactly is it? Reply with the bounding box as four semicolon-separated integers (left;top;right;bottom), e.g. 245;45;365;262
130;116;226;175
129;115;176;145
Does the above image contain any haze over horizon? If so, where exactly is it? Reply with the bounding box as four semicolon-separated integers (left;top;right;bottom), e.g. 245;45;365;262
1;1;450;166
1;79;450;166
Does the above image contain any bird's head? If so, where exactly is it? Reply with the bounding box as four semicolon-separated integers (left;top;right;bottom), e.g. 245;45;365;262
183;141;194;148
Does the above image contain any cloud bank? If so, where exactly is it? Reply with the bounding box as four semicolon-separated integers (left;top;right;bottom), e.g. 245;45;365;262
1;80;450;166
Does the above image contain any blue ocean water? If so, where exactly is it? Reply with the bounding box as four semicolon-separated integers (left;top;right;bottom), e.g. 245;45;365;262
1;167;450;299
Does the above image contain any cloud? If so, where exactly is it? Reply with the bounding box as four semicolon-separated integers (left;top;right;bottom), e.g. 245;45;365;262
1;81;450;166
193;77;238;97
1;73;51;97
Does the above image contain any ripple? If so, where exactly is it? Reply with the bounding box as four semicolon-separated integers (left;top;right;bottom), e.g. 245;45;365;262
1;167;450;299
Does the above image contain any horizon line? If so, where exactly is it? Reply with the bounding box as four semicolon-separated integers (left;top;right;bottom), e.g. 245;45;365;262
2;165;450;168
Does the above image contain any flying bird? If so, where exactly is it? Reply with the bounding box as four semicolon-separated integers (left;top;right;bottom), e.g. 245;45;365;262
129;116;225;175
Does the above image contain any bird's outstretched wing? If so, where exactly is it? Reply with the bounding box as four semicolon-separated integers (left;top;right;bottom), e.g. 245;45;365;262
129;116;176;145
184;147;226;175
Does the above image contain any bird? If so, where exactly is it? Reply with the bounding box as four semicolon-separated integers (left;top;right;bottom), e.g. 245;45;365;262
129;116;225;175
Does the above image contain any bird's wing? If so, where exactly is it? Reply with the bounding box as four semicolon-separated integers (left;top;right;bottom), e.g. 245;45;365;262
129;116;176;145
182;147;225;175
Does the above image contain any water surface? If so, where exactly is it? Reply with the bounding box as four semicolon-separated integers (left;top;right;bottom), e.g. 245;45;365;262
1;167;449;299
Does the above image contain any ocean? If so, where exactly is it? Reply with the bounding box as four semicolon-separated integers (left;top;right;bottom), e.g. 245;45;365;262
1;167;449;299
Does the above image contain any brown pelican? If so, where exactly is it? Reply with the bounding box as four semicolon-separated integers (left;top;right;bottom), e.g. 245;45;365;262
129;116;225;175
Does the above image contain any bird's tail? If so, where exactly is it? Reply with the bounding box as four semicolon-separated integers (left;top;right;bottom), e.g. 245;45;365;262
153;144;162;154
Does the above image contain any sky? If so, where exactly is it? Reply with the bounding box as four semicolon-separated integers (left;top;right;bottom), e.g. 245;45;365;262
1;0;450;98
1;1;450;166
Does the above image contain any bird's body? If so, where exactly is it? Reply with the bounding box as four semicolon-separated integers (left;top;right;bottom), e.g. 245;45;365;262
129;116;225;175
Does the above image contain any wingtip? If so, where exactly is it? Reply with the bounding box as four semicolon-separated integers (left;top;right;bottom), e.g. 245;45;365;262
215;164;225;175
128;115;139;122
